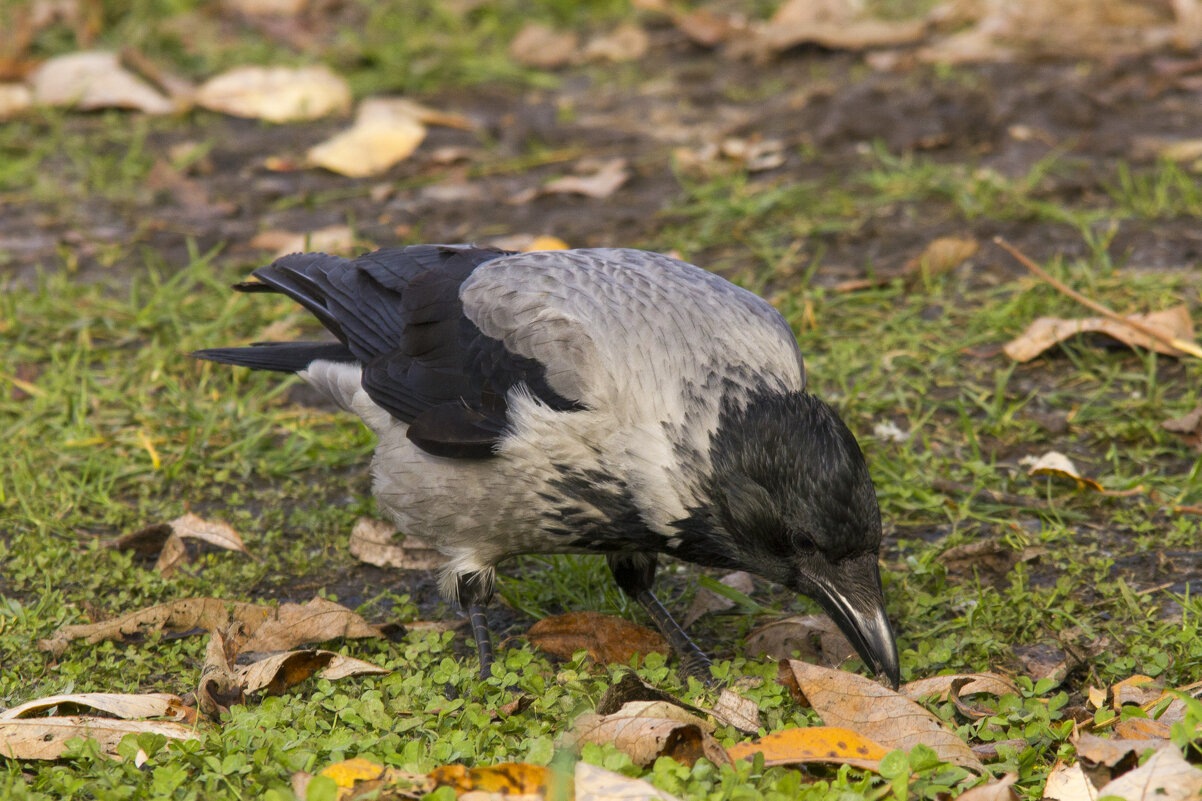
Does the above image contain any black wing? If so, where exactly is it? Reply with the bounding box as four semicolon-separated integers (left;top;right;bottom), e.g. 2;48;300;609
193;244;581;459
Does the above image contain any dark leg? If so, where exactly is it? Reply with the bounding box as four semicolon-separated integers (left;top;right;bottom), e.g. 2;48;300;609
607;553;713;684
457;572;496;679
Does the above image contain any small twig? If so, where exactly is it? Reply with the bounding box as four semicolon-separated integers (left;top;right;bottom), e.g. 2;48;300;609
931;478;1049;510
1174;504;1202;515
993;237;1202;360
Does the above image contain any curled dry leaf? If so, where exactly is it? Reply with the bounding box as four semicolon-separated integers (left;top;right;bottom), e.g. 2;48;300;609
238;650;389;695
1022;451;1103;492
249;224;359;259
779;659;985;772
1003;304;1196;362
596;671;707;717
1163;405;1202;452
196;65;350;122
526;611;668;665
156;513;248;577
573;701;730;768
0;717;201;761
38;596;384;657
708;689;760;734
1110;674;1162;709
0;693;193;723
198;628;242;718
542;158;631;199
901;672;1019;703
348;517;444;571
1096;745;1202;801
1043;760;1098;801
307;97;429;178
755;0;927;53
575;762;682;801
509;22;579;69
1074;733;1163;782
727;725;889;770
955;773;1019;801
681;570;753;627
30;51;173;114
903;236;979;283
585;24;650;62
746;614;854;667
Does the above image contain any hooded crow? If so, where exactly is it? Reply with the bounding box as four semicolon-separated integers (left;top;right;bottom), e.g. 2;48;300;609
194;245;899;686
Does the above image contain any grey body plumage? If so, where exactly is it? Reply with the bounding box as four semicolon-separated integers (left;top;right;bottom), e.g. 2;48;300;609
194;244;899;685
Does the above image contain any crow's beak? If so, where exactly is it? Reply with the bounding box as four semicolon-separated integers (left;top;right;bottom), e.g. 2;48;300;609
809;555;899;688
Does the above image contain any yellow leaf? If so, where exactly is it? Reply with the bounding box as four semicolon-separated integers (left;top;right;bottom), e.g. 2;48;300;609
727;726;889;770
525;235;570;251
321;757;387;788
430;763;550;795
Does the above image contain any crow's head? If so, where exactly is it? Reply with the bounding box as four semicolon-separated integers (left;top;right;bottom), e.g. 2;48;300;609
688;389;899;686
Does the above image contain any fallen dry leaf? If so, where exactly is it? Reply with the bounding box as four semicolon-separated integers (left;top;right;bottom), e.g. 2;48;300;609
30;51;173;114
239;650;387;696
1111;674;1162;709
672;8;739;47
955;774;1019;801
779;660;985;772
196;64;350;122
1163;404;1202;452
755;0;927;53
1003;304;1197;361
0;83;32;119
727;725;889;770
155;513;248;577
574;701;730;768
1115;716;1172;740
901;672;1020;703
431;762;553;796
575;762;681;801
249;224;360;259
708;689;760;734
904;236;979;283
526;611;668;665
1022;451;1104;492
307;97;428;177
38;596;384;657
1075;733;1163;786
0;716;201;760
541;158;631;200
223;0;306;15
746;615;854;667
198;627;242;718
348;517;444;571
300;756;431;799
682;571;754;627
1096;745;1202;801
509;22;579;69
1043;760;1098;801
595;671;708;718
585;23;649;62
0;693;193;723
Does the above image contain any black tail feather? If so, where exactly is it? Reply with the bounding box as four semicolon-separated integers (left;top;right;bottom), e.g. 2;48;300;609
191;341;357;373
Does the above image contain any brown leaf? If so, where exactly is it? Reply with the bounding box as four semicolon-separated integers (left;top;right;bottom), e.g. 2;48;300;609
574;702;731;768
153;513;249;577
38;596;384;657
307;97;428;178
1115;717;1172;740
708;689;760;734
198;628;243;718
595;671;707;717
30;51;173;114
195;64;350;122
1075;733;1163;787
238;650;389;694
0;693;193;723
584;24;649;62
101;523;172;555
727;725;889;770
955;774;1019;801
756;0;926;53
681;571;753;627
223;0;307;16
526;611;668;665
903;236;979;283
248;224;360;259
1096;746;1202;800
0;83;32;119
672;9;738;47
431;762;552;795
746;615;854;667
1043;760;1098;801
0;717;201;760
348;517;444;571
509;22;579;69
306;757;431;799
778;660;985;772
542;158;630;199
1163;405;1202;452
1111;675;1162;709
1003;305;1196;362
901;672;1019;703
1022;451;1104;492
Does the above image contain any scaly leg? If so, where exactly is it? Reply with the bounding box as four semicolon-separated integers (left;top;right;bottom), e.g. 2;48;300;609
457;572;496;679
607;553;713;684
